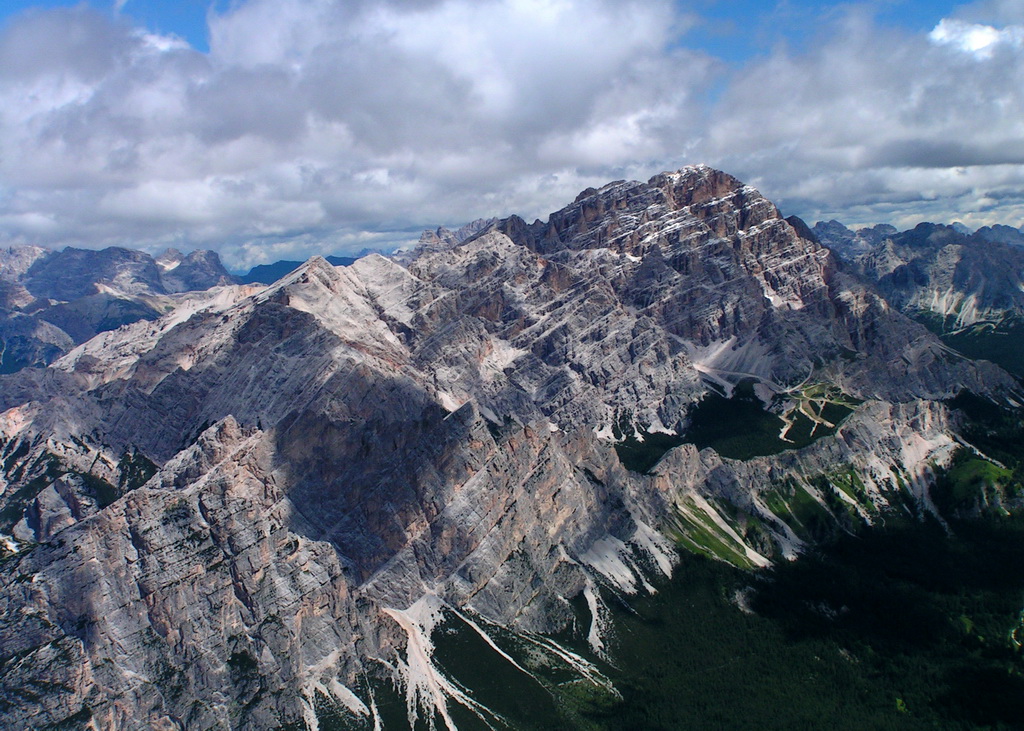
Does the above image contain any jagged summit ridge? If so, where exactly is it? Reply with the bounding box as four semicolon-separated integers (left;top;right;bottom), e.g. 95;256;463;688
0;166;1016;729
475;165;779;258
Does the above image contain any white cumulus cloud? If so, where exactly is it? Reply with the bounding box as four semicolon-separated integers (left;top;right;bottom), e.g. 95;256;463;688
0;1;1022;268
929;18;1024;58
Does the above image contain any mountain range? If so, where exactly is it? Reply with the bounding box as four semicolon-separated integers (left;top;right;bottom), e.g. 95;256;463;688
0;247;381;375
813;219;1024;378
0;166;1021;729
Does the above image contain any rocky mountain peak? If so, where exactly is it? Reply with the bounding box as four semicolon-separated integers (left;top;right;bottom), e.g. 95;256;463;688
22;246;164;300
414;218;501;257
0;245;50;281
252;255;361;310
901;221;964;248
490;165;783;258
813;216;1024;369
783;215;818;244
975;223;1024;247
159;248;234;292
813;220;899;261
0;166;1018;729
0;244;239;375
155;248;184;270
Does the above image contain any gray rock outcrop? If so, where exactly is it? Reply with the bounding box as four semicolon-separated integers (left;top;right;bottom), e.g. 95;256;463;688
0;167;1015;729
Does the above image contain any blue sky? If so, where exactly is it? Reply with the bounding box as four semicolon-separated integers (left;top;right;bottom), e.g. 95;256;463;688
1;0;1023;267
0;0;969;58
2;0;225;50
683;0;964;61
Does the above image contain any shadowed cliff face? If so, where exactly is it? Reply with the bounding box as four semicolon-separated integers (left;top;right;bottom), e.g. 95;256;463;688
21;246;236;301
0;167;1017;729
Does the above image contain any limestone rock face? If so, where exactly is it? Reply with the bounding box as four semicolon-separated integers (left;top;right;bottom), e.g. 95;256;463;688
413;218;499;257
21;246;235;300
0;245;50;287
456;166;1004;405
860;224;1024;323
0;314;74;373
157;248;238;293
0;167;1015;729
0;418;369;730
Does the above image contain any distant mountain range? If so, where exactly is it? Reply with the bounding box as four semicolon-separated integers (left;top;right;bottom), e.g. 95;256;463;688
236;255;358;285
0;247;379;373
0;246;236;374
811;218;1024;377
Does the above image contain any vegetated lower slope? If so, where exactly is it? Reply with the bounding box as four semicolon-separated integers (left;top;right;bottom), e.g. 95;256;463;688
591;387;1024;731
0;166;1018;730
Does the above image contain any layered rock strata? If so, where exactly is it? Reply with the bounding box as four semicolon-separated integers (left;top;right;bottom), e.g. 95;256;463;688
0;167;1014;729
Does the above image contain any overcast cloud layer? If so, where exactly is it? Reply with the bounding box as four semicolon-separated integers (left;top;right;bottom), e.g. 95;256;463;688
1;0;1023;268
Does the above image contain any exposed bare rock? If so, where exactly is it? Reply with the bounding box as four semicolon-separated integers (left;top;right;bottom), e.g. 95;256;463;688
0;166;1017;729
21;246;235;301
414;218;500;256
813;220;896;261
0;314;73;374
157;249;237;293
0;245;50;283
974;223;1024;248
